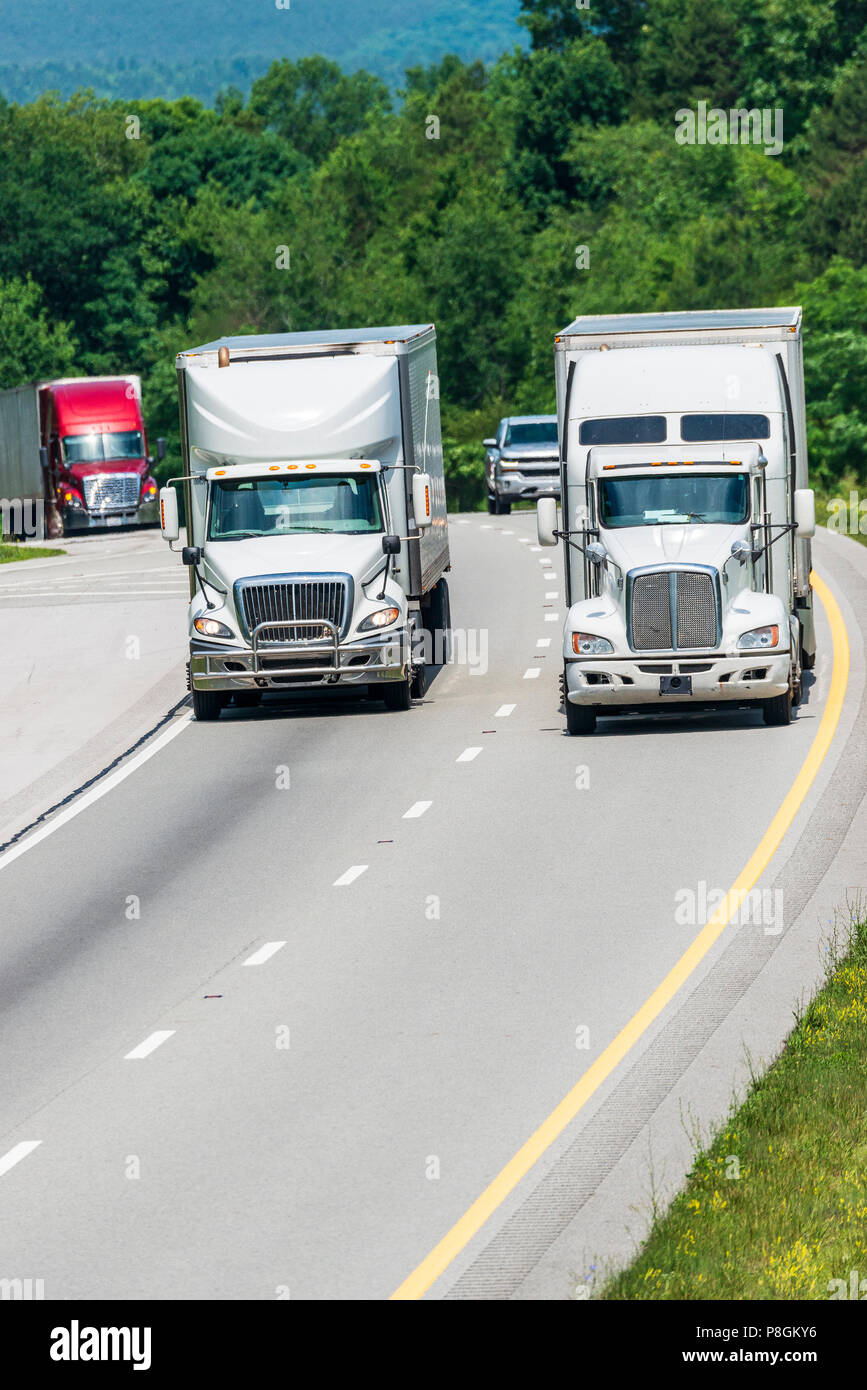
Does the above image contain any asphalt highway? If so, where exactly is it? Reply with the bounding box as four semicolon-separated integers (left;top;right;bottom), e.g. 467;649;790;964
0;516;865;1300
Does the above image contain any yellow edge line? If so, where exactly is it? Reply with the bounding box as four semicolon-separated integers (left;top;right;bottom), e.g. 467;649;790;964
391;570;850;1300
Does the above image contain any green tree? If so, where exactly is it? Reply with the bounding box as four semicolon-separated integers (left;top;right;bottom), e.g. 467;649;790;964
248;57;390;164
0;275;77;387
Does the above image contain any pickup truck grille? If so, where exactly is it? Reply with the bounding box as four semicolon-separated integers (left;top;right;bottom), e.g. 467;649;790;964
236;576;350;643
631;570;718;651
82;473;140;511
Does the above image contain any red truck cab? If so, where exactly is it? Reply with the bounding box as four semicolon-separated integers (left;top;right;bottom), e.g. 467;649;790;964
41;376;164;535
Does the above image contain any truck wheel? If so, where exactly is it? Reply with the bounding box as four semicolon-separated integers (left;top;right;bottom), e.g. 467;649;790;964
192;688;225;721
801;644;816;671
763;684;793;726
383;677;412;711
566;702;596;735
423;578;452;666
487;496;499;515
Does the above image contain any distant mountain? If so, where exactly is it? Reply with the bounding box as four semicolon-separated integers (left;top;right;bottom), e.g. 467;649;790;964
0;0;525;103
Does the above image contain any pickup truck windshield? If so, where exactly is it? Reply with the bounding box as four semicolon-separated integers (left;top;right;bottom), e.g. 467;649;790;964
208;474;383;539
64;431;144;463
599;473;749;528
504;423;558;446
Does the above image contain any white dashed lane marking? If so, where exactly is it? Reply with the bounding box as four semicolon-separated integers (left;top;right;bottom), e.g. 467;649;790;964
243;942;287;966
403;801;432;819
523;669;541;680
456;748;483;763
0;1141;41;1178
495;704;516;717
125;1031;175;1060
537;639;552;648
334;865;369;887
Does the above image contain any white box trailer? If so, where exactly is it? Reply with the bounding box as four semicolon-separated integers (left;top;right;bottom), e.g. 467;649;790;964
538;308;816;733
161;325;452;719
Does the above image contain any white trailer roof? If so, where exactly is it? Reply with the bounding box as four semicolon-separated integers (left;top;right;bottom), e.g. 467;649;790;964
558;308;801;337
179;326;435;364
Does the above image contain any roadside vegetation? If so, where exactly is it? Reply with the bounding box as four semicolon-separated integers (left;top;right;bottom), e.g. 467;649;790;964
0;543;65;563
0;0;865;516
602;908;867;1299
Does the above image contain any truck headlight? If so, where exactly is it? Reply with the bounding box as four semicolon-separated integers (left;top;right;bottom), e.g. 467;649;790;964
572;632;614;656
358;607;400;632
739;625;779;650
194;616;235;638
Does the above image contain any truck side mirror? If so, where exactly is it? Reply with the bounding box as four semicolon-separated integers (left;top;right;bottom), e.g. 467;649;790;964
483;438;497;449
181;546;202;566
794;488;815;538
412;472;433;530
382;534;401;556
537;497;558;546
159;486;179;542
730;539;753;565
157;437;167;462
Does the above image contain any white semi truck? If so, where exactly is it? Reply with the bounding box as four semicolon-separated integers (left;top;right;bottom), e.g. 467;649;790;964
159;325;451;720
537;308;817;734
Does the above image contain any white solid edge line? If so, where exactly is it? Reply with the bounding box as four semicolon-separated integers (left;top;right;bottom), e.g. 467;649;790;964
243;941;287;966
524;669;541;680
403;801;433;819
0;712;194;874
124;1030;175;1060
0;1140;42;1178
334;864;369;886
495;704;516;717
456;747;483;762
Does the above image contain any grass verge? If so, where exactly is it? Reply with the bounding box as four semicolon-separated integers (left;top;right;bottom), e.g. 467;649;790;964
601;906;867;1299
0;543;66;563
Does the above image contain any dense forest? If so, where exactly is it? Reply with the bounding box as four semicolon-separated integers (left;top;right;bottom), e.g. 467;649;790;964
0;0;865;510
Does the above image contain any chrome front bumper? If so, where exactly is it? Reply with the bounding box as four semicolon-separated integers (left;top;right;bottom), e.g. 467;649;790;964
64;499;158;529
565;652;792;707
190;619;410;691
495;470;560;501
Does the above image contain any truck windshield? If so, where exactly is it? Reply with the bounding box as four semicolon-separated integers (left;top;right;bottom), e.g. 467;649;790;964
208;474;384;539
599;473;749;527
63;432;144;463
504;422;558;446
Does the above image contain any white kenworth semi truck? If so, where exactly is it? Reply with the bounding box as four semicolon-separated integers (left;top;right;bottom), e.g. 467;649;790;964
159;325;451;720
537;308;817;735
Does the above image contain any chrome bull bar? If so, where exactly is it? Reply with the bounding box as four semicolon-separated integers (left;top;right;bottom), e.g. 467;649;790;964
243;618;406;679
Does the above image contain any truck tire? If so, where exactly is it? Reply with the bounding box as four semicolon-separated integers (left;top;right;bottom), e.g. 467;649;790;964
763;684;793;726
423;578;452;666
383;676;412;711
801;644;816;671
566;702;597;735
192;687;225;721
487;496;498;514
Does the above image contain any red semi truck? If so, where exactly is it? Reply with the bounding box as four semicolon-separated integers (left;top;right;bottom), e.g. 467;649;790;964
0;375;165;538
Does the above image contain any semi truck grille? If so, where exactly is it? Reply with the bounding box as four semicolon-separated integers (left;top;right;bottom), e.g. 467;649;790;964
236;576;350;644
631;572;672;650
631;570;718;652
676;571;718;649
82;473;140;511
